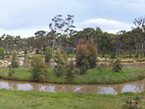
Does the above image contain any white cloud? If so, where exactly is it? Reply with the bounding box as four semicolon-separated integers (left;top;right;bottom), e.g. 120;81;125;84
76;18;132;33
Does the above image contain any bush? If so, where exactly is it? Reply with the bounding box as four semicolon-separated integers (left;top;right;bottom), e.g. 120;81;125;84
65;60;79;81
76;39;89;75
30;56;48;82
45;47;52;63
8;66;15;77
62;51;68;64
0;47;5;59
54;50;65;77
122;97;143;109
112;58;123;72
11;51;19;68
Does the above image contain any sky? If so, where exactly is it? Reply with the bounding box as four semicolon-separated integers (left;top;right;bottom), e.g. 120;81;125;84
0;0;145;38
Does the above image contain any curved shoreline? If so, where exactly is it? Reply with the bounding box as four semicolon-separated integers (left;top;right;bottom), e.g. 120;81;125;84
0;75;145;85
0;67;145;85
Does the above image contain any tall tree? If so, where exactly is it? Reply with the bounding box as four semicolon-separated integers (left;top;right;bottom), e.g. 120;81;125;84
86;38;97;68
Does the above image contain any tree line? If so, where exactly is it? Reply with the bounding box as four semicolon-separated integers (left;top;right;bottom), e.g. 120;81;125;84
0;15;145;58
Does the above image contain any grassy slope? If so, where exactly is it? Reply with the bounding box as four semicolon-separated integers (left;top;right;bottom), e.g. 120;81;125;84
0;68;145;84
0;89;144;109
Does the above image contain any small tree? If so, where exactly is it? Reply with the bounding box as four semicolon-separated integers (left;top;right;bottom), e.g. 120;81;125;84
86;38;97;68
11;51;19;68
54;50;65;77
66;60;78;81
8;66;15;77
30;56;48;82
0;47;5;59
76;39;90;75
45;47;52;63
112;58;123;72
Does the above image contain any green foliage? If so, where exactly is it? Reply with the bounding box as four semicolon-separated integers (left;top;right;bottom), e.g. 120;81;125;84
54;65;65;77
65;60;79;81
62;51;68;64
76;39;89;75
110;51;116;59
54;50;65;77
86;38;97;68
135;50;139;58
11;51;19;68
45;47;52;63
113;58;123;72
8;66;15;77
30;56;48;82
122;97;143;109
0;47;5;59
24;48;28;55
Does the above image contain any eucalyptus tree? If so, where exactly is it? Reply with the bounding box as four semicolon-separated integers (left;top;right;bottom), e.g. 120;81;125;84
95;30;112;57
75;28;96;43
34;30;47;52
13;36;22;52
132;17;145;57
4;35;15;54
115;30;126;56
49;14;75;53
123;31;136;58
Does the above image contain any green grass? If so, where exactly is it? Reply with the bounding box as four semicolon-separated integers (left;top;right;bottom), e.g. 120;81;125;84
0;67;145;84
0;89;145;109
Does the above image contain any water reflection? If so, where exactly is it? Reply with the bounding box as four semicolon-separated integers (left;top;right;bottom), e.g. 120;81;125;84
1;79;145;95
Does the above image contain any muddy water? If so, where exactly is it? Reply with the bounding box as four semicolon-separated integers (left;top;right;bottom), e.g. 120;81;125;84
2;62;145;95
0;79;145;95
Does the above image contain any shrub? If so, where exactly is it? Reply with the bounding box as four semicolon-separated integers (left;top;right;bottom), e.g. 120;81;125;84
76;39;90;75
86;38;97;68
30;56;48;82
11;51;19;68
65;60;79;81
8;66;15;77
0;47;5;59
62;51;68;64
122;97;143;109
45;47;52;63
54;50;65;77
112;58;123;72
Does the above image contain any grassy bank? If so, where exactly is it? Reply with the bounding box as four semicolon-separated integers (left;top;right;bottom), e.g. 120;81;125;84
0;67;145;84
0;89;144;109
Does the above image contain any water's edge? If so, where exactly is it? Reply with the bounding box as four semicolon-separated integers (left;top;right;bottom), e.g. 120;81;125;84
0;79;145;95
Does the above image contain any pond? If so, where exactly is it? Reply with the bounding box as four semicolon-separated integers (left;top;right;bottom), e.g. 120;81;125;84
1;63;145;95
0;78;145;95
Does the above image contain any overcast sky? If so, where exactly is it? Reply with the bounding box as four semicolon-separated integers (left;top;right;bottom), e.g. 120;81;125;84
0;0;145;37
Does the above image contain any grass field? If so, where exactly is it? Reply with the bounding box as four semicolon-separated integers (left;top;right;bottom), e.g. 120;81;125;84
0;67;145;84
0;89;144;109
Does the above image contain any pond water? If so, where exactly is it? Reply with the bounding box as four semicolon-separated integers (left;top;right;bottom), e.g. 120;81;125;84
0;78;145;95
1;63;145;95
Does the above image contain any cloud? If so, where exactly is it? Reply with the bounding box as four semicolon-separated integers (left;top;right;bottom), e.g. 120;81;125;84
76;18;132;33
0;0;85;30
